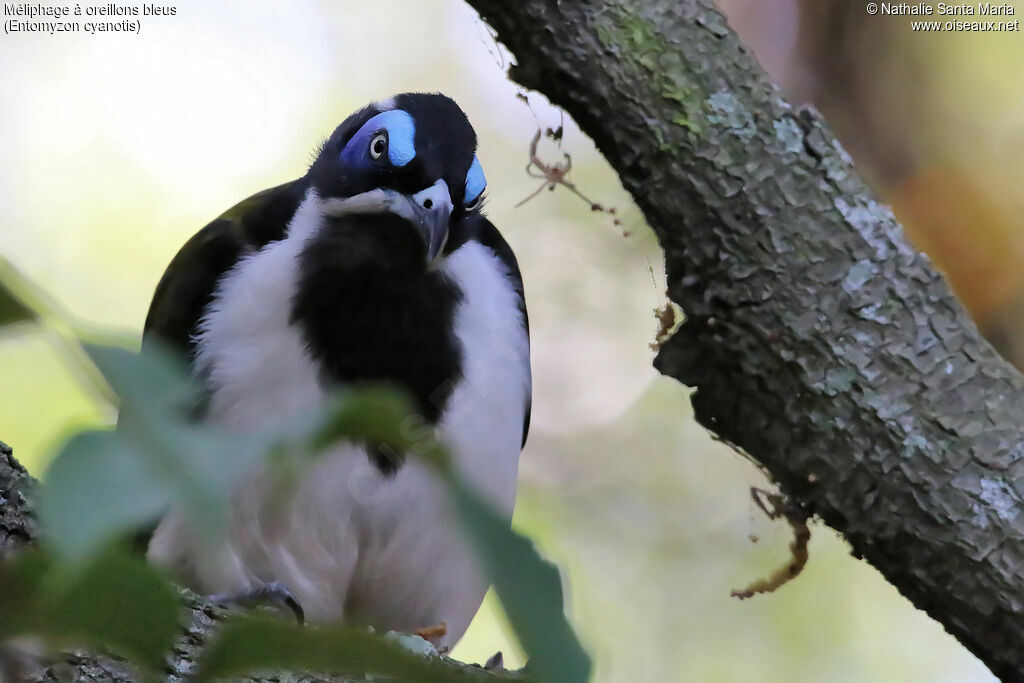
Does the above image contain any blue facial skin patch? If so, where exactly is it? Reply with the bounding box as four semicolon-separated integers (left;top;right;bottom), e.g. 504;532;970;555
464;155;486;205
340;110;416;167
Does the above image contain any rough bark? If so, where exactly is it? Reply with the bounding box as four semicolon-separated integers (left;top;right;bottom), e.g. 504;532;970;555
465;1;1024;680
0;441;35;562
0;447;512;682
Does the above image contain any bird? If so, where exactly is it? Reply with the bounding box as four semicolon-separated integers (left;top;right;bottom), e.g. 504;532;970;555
140;92;531;650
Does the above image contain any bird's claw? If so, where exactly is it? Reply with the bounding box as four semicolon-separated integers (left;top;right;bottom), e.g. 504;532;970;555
210;580;305;625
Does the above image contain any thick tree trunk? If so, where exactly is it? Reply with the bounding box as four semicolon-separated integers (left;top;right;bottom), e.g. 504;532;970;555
0;447;510;682
465;1;1024;680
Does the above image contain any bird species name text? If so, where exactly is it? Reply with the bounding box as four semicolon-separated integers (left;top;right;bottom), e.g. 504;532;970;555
3;3;177;35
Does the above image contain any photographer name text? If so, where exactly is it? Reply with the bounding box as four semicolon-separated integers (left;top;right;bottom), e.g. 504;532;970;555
878;2;1014;15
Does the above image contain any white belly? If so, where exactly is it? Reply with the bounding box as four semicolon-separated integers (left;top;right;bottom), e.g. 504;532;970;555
147;199;530;647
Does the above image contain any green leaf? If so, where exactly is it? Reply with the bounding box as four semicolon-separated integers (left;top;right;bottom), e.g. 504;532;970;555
39;346;428;564
39;430;171;560
81;340;197;414
448;479;591;683
308;387;421;450
195;616;492;682
2;257;588;682
0;548;180;671
0;256;40;328
42;333;588;681
40;342;243;561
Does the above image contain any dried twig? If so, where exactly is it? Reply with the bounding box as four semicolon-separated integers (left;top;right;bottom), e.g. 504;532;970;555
731;488;811;600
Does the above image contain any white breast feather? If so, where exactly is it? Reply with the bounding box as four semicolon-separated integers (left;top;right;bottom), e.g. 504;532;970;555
192;195;325;429
440;240;531;516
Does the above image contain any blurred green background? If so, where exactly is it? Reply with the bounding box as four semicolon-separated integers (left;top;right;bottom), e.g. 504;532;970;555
2;1;1020;680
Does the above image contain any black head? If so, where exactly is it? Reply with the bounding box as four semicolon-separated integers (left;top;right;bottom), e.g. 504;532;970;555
305;93;487;263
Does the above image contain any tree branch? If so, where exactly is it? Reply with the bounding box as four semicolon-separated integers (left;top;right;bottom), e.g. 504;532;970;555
0;441;35;562
466;1;1024;679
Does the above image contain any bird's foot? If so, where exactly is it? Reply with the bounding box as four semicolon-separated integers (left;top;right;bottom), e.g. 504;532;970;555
210;580;305;625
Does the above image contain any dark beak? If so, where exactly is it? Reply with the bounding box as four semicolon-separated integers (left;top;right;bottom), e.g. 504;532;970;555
407;180;453;262
318;179;453;263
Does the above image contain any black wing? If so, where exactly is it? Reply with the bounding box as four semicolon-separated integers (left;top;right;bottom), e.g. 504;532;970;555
143;179;306;357
470;215;532;448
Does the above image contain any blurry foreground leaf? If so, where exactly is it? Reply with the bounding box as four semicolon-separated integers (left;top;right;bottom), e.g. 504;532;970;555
5;253;589;679
195;616;493;682
0;255;41;328
38;339;590;680
446;478;591;683
40;342;248;562
39;430;171;560
309;387;420;452
0;548;179;671
82;341;196;414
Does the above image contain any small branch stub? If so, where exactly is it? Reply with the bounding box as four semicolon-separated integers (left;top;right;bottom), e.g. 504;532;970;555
650;301;680;351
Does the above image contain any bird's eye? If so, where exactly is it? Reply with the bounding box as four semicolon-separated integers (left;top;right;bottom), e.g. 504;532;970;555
369;132;388;161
